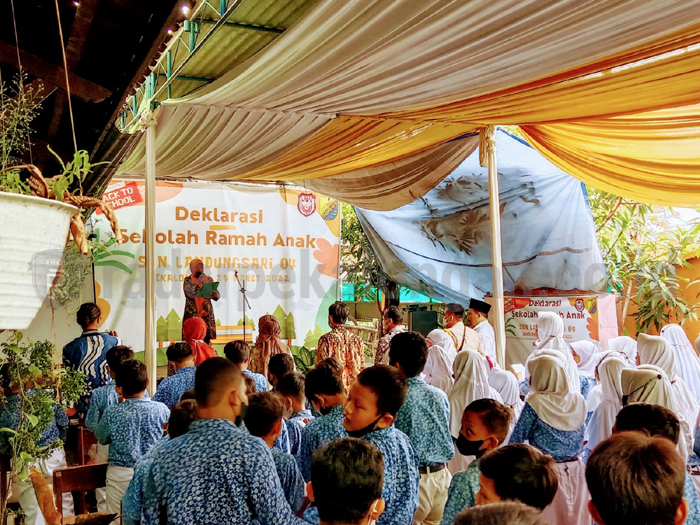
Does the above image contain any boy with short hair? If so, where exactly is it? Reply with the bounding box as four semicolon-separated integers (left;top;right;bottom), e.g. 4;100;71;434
586;432;688;525
245;392;306;513
309;437;386;525
153;342;196;408
341;364;420;525
299;359;347;481
476;444;558;510
269;353;295;389
146;357;306;524
96;359;170;514
122;399;199;525
613;403;700;525
454;501;546;525
276;371;314;457
224;340;268;392
440;399;511;525
390;331;454;525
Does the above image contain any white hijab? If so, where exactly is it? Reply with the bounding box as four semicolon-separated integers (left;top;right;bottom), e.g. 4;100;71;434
531;312;580;395
526;355;586;432
585;357;627;452
661;324;700;402
423;329;457;396
638;333;700;431
489;367;524;421
448;349;502;437
621;365;693;463
571;341;598;379
608;336;638;366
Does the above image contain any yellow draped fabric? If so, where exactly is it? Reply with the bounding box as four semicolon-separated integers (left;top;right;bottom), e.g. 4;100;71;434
520;104;700;206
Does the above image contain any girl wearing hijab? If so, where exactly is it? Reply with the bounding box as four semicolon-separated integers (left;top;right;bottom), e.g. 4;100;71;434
525;312;580;396
583;356;627;460
621;365;694;464
488;367;524;439
570;341;598;399
182;317;217;365
447;349;501;473
182;258;219;343
661;324;700;402
607;335;637;366
510;355;588;525
423;328;458;396
637;333;700;435
249;314;291;379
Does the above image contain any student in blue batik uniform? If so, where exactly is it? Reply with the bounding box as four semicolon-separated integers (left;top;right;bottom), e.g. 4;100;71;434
299;359;347;481
0;382;73;524
225;340;269;393
96;359;170;515
145;357;306;525
276;371;315;458
154;342;197;408
475;444;558;510
63;302;121;410
340;365;420;525
245;392;306;513
122;399;199;525
86;345;136;512
440;399;512;525
307;438;386;525
269;353;296;390
614;403;700;525
390;331;455;525
509;354;588;525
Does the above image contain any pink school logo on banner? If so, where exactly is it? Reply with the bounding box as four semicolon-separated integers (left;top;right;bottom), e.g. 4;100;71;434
298;193;316;217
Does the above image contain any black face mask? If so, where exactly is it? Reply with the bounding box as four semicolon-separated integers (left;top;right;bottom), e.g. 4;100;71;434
456;434;486;458
346;416;383;439
235;403;248;428
317;404;333;416
194;271;202;278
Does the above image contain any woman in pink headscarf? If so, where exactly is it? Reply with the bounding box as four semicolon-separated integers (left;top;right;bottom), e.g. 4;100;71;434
182;258;219;343
249;314;291;378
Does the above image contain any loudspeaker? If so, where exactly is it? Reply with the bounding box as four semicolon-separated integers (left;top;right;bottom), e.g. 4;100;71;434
409;310;439;337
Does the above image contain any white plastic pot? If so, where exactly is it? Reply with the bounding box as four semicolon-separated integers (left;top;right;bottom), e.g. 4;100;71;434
0;192;78;329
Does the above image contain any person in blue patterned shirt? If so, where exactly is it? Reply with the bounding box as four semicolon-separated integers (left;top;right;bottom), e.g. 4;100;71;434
341;365;420;525
246;391;306;513
154;343;196;408
390;331;455;525
96;359;170;515
225;340;269;392
277;371;315;458
308;438;386;525
614;403;700;525
299;359;347;481
86;344;135;512
441;399;511;525
269;353;296;390
145;357;306;524
122;399;199;525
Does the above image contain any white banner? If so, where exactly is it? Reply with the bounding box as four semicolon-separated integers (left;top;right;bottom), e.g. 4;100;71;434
92;180;340;364
504;294;618;366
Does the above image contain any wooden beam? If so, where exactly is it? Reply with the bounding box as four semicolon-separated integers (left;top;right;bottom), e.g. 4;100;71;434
0;40;110;102
47;0;101;141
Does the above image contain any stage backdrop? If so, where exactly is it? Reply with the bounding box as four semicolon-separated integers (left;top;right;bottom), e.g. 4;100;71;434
92;180;340;364
504;294;618;367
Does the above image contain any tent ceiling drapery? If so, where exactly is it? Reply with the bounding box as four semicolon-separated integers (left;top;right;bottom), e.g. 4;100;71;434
117;0;700;208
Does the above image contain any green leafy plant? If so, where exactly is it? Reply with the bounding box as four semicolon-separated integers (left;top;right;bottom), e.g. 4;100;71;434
0;332;87;523
290;346;317;375
589;188;700;332
0;75;42;174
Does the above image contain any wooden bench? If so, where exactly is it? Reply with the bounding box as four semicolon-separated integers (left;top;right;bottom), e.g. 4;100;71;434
53;463;109;518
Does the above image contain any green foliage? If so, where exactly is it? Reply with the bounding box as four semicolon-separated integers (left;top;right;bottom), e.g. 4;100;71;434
290;346;317;374
0;75;42;172
340;203;399;303
46;147;106;201
589;188;700;332
0;332;87;521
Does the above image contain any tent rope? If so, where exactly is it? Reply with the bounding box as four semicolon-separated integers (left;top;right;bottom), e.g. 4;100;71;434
53;0;78;153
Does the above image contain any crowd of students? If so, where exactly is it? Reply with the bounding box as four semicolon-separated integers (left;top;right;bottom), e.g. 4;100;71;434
5;299;700;525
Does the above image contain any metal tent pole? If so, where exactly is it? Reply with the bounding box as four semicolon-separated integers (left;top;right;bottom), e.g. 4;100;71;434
144;115;158;391
480;125;507;368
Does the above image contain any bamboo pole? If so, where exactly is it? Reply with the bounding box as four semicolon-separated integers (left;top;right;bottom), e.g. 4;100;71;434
144;114;157;391
480;126;507;368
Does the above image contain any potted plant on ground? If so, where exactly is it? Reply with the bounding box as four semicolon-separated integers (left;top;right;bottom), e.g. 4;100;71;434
0;76;124;329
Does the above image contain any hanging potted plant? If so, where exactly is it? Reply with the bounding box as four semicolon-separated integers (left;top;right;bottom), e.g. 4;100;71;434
0;77;124;330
